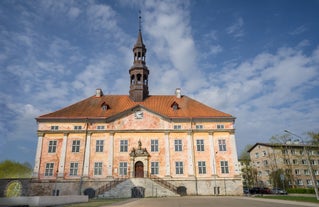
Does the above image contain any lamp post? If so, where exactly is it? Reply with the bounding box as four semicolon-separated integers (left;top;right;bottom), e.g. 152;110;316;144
284;130;319;200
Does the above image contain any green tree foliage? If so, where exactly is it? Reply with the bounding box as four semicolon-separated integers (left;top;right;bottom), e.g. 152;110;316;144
0;160;32;178
307;131;319;145
239;144;257;188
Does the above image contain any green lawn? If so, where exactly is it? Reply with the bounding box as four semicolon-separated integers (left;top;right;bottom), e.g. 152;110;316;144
63;198;130;207
256;195;319;203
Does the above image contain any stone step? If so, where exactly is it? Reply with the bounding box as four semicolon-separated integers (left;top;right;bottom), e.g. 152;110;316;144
98;178;180;198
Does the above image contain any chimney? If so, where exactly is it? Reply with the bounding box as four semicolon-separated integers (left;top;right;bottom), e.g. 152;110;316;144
96;88;103;97
175;88;181;98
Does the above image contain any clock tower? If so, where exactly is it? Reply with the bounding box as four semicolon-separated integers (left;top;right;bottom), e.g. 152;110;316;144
129;14;149;102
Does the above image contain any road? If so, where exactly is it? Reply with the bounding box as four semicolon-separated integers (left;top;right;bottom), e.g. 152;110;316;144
105;196;318;207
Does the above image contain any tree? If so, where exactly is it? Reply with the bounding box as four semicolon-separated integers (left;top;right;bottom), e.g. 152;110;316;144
307;131;319;145
239;144;257;188
0;160;32;178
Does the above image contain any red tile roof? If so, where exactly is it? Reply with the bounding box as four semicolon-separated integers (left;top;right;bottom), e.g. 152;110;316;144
37;95;234;120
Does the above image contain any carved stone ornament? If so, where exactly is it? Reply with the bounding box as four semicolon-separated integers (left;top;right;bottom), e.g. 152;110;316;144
129;140;150;157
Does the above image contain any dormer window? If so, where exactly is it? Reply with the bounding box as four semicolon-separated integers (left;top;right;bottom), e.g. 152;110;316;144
74;126;82;130
171;102;179;111
101;102;110;111
217;124;225;129
51;126;58;131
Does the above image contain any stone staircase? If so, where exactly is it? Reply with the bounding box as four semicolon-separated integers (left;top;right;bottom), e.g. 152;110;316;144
97;178;180;198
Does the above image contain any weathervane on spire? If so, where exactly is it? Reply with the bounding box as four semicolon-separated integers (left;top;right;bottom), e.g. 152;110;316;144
138;10;142;32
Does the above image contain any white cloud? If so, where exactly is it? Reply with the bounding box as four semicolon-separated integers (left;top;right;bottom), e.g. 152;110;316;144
226;17;244;38
289;25;307;35
68;7;81;19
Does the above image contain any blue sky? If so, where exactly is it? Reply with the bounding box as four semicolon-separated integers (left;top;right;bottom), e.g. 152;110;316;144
1;0;319;165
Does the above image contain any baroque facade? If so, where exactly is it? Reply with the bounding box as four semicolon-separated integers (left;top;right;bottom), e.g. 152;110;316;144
32;27;242;197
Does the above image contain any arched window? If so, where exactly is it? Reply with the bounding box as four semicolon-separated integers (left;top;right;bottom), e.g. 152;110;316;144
131;75;135;85
137;74;142;84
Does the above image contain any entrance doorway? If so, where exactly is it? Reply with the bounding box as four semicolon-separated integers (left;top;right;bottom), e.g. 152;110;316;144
135;161;144;178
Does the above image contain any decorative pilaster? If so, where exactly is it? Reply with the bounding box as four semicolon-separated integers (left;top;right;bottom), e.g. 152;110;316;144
83;133;91;177
107;132;114;177
33;133;44;178
187;131;194;176
209;132;217;175
164;132;171;177
230;134;239;175
58;133;68;177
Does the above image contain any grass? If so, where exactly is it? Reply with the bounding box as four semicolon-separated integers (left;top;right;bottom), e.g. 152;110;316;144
63;198;131;207
256;195;319;204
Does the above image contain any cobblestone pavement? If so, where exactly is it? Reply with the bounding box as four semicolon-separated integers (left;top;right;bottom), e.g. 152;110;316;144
105;196;318;207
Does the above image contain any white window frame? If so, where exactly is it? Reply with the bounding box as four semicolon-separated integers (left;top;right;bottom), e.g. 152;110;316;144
196;139;204;151
151;162;159;175
120;140;128;152
48;140;57;153
151;139;158;152
174;139;182;151
70;162;78;176
175;161;183;174
72;140;80;152
198;161;206;174
221;161;229;174
94;162;103;176
45;163;54;176
119;162;128;176
218;139;226;151
96;140;104;152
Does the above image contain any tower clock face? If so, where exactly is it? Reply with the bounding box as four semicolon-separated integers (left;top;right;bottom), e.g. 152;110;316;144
5;180;22;197
135;110;143;119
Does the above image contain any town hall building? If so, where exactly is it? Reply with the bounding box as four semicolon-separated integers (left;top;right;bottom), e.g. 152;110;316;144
31;24;242;197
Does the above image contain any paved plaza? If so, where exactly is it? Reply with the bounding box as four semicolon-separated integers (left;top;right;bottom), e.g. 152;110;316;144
105;196;318;207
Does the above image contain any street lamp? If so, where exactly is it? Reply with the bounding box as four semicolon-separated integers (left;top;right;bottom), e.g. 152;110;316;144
284;130;319;200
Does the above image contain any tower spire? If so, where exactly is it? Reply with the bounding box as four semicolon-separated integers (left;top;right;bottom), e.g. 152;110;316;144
138;10;142;32
129;11;149;102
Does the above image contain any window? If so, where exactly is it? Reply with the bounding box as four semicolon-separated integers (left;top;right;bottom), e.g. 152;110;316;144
304;169;310;175
74;125;82;130
96;140;104;152
263;160;268;166
94;162;102;176
151;139;158;152
291;149;296;155
198;161;206;174
284;159;290;165
296;179;303;185
301;160;307;165
70;162;78;176
255;153;259;158
174;140;182;151
282;149;288;155
262;151;267;156
217;124;224;129
72;140;80;152
48;140;57;153
175;162;183;174
119;162;127;176
218;139;226;151
310;160;315;165
221;161;229;174
120;140;128;152
151;162;159;175
293;159;298;165
196;139;204;151
306;180;313;185
97;125;105;130
196;125;203;129
45;163;54;176
51;126;58;131
174;125;181;130
295;169;300;175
